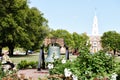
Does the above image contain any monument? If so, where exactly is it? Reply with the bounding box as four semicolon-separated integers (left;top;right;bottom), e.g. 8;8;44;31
46;46;60;62
45;38;60;62
38;37;69;71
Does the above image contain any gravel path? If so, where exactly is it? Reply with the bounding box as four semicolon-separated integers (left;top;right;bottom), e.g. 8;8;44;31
17;69;49;80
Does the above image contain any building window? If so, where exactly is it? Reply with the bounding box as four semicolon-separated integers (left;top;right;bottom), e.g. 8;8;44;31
93;42;97;46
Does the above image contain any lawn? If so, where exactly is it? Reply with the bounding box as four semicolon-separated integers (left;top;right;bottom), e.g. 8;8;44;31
10;53;77;64
115;56;120;62
10;53;40;64
10;52;120;65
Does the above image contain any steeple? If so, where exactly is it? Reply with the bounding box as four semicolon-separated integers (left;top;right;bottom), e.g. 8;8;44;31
92;9;99;36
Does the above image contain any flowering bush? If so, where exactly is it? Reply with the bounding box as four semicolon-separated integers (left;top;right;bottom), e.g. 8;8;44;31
48;58;72;75
70;50;117;80
0;61;18;80
47;57;77;80
48;49;118;80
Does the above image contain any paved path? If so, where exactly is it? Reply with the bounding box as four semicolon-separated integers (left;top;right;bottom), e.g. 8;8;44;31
17;69;49;80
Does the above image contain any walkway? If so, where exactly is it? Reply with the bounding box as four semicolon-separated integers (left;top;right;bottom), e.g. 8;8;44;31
17;69;49;80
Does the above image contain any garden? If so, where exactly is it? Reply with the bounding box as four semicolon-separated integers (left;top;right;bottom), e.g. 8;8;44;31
0;48;120;80
47;49;120;80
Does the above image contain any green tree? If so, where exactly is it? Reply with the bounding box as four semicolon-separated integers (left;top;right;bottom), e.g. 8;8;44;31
0;0;49;55
72;32;81;49
50;29;73;47
72;32;90;53
49;30;90;54
0;0;29;55
21;7;49;51
101;31;120;55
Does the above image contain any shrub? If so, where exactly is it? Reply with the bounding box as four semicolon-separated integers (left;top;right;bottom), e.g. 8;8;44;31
48;49;117;80
0;61;18;79
71;50;116;80
28;61;38;69
17;60;28;69
116;62;120;80
0;62;5;79
17;60;38;69
49;58;72;75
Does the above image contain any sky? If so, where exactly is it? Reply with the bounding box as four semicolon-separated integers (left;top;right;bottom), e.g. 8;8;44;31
29;0;120;35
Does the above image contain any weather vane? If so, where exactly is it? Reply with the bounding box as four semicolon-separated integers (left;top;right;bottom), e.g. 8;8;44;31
95;8;97;16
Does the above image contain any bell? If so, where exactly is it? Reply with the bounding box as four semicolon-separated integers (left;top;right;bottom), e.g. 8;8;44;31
45;46;60;62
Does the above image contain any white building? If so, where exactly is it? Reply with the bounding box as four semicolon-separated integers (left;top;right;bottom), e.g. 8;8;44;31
89;13;102;53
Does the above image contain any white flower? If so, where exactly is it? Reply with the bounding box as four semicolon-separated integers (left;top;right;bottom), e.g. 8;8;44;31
6;65;11;70
72;74;78;80
3;65;11;70
3;69;7;72
106;53;112;57
111;73;118;80
64;68;72;77
62;59;66;64
48;63;54;69
54;56;59;59
0;57;2;60
2;60;7;64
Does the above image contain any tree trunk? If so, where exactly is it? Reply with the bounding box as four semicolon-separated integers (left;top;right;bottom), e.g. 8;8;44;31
113;49;116;55
25;50;28;55
8;46;14;56
0;46;2;56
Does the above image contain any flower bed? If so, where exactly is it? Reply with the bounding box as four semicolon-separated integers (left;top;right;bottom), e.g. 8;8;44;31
47;49;119;80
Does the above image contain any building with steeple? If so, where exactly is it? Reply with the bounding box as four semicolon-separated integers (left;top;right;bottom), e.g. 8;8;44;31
92;15;99;36
89;12;102;53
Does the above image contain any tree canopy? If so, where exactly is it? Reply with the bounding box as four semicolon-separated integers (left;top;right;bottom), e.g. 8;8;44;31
101;31;120;55
0;0;50;55
49;29;90;54
49;29;73;47
72;32;90;52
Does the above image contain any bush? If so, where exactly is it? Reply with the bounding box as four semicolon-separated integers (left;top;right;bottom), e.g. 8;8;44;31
17;60;28;69
49;58;72;75
0;62;18;79
71;50;116;79
28;61;38;69
17;60;38;69
48;49;117;80
116;62;120;80
0;62;5;79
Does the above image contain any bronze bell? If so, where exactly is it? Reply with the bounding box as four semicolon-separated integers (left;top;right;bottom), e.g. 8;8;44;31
45;45;60;62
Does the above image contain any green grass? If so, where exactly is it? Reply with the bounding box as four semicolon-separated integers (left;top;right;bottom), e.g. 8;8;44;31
10;53;77;64
10;53;120;65
10;53;40;64
115;56;120;62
